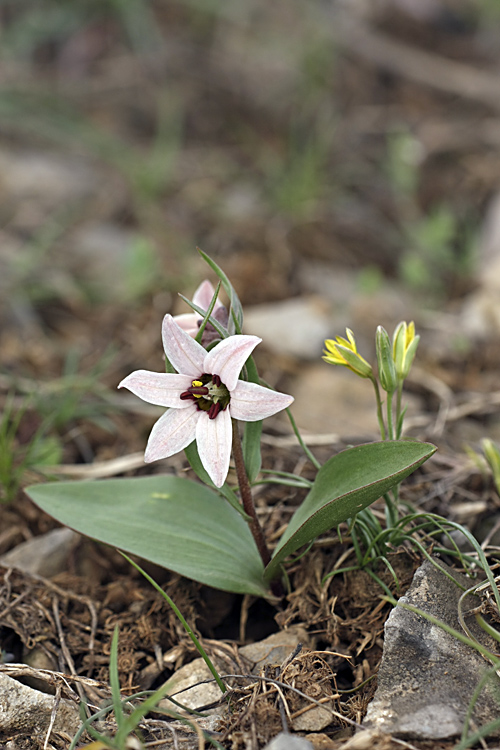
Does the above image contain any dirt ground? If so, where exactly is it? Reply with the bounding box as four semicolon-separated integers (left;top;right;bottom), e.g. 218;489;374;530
2;1;500;748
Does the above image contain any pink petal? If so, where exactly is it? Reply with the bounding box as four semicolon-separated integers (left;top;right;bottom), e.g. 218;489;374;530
144;405;199;462
203;335;261;391
195;408;232;487
192;279;224;312
118;370;193;408
229;380;294;421
171;312;200;338
162;314;206;376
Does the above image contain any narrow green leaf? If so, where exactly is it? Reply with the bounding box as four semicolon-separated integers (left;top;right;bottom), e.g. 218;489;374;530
26;475;267;596
197;248;244;333
194;280;222;343
178;294;228;340
264;440;436;583
241;355;263;482
242;420;263;483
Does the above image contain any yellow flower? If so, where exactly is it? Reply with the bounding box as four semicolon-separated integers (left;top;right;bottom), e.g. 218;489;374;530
392;321;419;380
323;329;373;378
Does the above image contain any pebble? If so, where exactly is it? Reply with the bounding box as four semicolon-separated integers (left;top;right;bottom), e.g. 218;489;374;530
0;527;79;577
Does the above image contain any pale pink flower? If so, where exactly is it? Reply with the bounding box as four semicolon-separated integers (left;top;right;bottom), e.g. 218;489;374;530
173;279;228;342
119;314;294;487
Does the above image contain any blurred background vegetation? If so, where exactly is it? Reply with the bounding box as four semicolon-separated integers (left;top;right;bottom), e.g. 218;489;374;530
2;0;499;312
3;0;500;494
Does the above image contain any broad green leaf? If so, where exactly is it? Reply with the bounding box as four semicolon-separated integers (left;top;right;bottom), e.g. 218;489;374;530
183;440;250;520
264;440;436;583
26;475;267;596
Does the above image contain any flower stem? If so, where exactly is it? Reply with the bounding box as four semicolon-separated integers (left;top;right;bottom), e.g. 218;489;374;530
231;419;272;569
370;376;387;440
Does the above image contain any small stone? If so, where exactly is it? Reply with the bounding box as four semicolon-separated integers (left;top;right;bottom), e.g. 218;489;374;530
292;703;334;733
0;528;79;577
262;731;314;750
240;627;310;672
160;657;224;713
0;673;80;737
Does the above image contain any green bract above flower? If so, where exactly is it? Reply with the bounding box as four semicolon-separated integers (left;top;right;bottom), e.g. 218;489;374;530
392;321;419;380
323;329;373;378
173;279;228;345
118;315;294;488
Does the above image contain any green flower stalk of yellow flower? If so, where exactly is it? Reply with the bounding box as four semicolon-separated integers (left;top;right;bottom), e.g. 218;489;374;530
392;321;419;381
323;329;373;379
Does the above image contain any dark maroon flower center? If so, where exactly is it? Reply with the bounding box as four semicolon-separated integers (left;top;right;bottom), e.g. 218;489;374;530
180;373;230;419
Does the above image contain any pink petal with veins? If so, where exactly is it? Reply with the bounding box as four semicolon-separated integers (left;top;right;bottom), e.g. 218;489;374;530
203;335;261;391
118;371;193;408
144;405;199;462
162;314;205;376
230;380;294;421
195;408;232;487
193;279;225;313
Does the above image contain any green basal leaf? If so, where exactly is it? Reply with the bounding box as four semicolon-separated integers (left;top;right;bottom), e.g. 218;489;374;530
26;475;267;596
184;440;250;520
197;248;244;334
264;440;436;583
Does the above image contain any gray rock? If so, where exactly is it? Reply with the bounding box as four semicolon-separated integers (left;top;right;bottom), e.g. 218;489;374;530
289;363;379;438
0;527;79;577
0;672;80;737
363;558;500;739
262;731;314;750
243;297;333;360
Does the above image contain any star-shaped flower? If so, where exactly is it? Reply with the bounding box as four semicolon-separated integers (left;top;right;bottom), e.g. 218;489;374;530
119;315;294;487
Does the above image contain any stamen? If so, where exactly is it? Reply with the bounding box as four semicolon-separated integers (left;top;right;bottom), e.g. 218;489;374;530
212;374;221;387
208;401;223;419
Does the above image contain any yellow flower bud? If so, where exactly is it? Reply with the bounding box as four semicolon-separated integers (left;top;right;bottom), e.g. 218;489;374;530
392;321;419;380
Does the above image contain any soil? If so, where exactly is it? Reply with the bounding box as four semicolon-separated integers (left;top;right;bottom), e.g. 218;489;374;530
2;1;500;748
